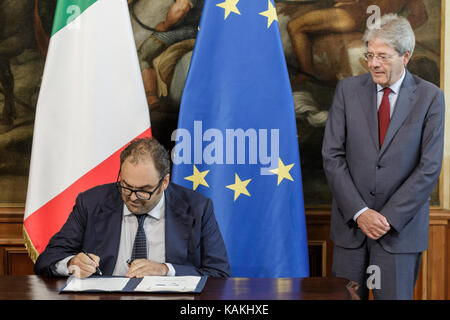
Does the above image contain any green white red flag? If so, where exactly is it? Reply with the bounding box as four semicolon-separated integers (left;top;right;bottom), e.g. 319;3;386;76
23;0;151;261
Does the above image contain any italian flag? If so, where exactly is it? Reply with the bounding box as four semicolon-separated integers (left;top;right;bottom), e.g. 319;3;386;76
23;0;151;261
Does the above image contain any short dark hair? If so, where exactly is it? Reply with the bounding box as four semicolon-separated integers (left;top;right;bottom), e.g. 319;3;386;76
120;137;171;178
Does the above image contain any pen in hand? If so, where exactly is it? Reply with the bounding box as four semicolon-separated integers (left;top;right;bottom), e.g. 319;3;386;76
81;249;103;276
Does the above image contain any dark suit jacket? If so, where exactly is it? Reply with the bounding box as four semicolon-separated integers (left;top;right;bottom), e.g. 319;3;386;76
34;182;231;277
322;70;445;253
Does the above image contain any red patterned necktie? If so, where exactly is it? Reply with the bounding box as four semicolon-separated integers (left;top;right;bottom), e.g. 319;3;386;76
378;87;392;147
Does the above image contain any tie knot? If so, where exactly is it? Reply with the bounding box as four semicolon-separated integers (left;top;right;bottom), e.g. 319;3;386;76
134;214;147;226
383;87;392;95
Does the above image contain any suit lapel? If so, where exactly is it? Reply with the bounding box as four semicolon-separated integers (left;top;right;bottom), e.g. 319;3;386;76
357;75;379;151
164;184;194;264
379;70;417;156
94;186;124;275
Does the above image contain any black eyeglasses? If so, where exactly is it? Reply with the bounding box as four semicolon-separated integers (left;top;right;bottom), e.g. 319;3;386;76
116;170;164;200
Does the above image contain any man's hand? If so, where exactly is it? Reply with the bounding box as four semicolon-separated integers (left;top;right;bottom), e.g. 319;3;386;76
356;209;391;240
126;259;169;278
67;252;100;278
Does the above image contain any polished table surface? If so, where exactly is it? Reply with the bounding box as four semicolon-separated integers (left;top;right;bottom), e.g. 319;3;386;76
0;276;359;300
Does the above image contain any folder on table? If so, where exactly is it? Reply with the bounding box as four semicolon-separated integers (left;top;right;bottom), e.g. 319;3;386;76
59;275;208;293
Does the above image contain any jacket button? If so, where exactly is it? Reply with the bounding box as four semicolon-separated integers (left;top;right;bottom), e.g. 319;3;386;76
376;165;381;169
370;191;375;196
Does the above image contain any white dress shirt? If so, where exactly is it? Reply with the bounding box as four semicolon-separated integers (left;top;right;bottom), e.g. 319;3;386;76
353;69;406;222
113;193;175;276
54;192;175;276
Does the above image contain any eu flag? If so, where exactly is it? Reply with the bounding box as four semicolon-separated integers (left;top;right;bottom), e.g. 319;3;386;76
171;0;309;277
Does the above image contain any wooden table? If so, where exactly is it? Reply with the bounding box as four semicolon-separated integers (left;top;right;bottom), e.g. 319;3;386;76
0;276;359;300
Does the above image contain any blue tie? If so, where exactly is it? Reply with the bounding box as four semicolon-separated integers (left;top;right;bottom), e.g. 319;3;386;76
131;214;148;261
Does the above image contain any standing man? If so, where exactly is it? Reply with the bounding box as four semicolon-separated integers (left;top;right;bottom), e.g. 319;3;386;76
322;14;444;299
34;137;231;278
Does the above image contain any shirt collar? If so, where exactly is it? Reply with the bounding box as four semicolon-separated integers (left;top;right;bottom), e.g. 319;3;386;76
123;191;165;220
376;67;406;94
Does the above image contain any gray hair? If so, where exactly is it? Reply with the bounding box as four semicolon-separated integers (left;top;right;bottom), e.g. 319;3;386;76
363;14;415;56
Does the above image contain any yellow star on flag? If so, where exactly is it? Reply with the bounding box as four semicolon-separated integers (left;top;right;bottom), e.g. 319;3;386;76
184;165;210;190
216;0;241;20
259;0;278;28
226;173;251;201
270;158;295;185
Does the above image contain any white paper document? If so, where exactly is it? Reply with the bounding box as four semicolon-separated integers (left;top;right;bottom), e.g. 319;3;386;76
61;276;203;293
134;276;202;292
62;276;129;292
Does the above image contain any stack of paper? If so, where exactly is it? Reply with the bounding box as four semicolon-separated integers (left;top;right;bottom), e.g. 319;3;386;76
60;276;206;293
134;276;202;292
